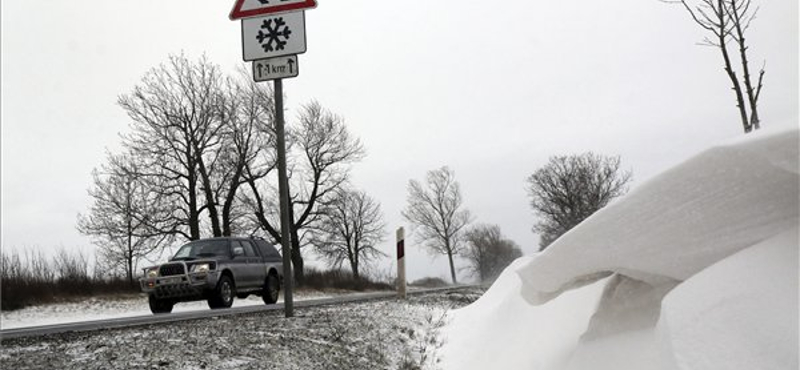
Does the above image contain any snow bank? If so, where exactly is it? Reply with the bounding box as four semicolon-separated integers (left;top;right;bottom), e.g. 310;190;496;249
440;127;799;370
439;257;608;370
518;128;799;303
657;226;799;370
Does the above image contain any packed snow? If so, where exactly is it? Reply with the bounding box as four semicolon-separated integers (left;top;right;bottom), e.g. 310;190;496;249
657;226;798;370
440;127;799;370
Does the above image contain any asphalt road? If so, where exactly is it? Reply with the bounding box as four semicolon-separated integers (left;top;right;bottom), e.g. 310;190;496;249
0;286;473;341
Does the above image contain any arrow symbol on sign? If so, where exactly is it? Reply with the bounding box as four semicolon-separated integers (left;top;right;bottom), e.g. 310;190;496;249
287;59;295;74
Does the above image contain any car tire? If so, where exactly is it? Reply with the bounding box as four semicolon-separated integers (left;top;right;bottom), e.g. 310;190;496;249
149;295;174;314
208;275;235;309
262;273;280;304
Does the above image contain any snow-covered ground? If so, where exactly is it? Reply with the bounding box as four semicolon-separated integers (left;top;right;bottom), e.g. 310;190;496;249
1;290;341;330
439;127;799;370
1;289;483;370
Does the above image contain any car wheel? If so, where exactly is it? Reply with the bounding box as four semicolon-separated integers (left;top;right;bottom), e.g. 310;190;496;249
149;295;174;314
262;273;280;304
208;275;235;309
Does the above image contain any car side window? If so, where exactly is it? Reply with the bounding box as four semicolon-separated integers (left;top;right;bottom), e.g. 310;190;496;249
255;240;281;258
240;240;257;257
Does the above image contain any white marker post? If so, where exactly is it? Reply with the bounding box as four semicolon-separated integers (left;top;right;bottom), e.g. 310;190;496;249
397;227;407;299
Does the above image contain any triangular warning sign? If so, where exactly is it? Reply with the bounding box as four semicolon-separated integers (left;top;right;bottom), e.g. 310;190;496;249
230;0;317;20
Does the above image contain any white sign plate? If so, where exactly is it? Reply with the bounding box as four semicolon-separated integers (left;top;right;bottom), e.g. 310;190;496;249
252;55;299;82
242;12;306;61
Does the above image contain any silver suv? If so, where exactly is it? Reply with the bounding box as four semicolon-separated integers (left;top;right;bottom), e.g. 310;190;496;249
140;237;283;314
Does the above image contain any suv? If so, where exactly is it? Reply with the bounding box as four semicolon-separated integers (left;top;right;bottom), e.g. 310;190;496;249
139;237;283;314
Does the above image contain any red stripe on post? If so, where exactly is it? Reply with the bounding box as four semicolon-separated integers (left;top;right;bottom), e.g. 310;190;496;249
397;240;405;259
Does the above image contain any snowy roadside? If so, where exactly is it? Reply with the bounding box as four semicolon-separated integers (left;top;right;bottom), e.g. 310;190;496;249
0;289;352;330
1;288;484;370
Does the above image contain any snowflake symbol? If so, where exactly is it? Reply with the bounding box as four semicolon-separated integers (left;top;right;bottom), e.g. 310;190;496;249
256;17;292;52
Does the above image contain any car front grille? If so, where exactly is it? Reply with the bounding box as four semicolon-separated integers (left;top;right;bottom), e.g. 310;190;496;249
159;263;185;276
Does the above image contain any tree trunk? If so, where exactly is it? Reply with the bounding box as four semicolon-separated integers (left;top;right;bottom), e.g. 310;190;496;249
187;157;201;240
126;196;135;285
188;190;200;239
446;241;458;284
716;2;750;133
126;234;134;285
732;16;761;131
290;236;304;285
221;173;242;236
289;204;305;284
127;257;134;286
351;250;360;280
197;157;222;237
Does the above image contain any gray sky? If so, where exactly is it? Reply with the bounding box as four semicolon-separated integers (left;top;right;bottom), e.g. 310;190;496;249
2;0;797;282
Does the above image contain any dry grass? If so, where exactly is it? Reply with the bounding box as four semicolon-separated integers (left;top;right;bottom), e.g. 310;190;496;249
1;249;137;311
300;267;393;292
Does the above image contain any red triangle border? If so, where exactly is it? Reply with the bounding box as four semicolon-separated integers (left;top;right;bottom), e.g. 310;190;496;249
230;0;317;20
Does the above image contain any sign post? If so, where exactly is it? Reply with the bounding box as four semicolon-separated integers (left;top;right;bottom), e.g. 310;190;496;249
231;0;317;319
274;78;294;317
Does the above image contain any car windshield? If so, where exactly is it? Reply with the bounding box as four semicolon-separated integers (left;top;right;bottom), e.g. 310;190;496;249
172;240;230;260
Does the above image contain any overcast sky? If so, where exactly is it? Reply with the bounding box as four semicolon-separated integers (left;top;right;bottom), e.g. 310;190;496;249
2;0;797;282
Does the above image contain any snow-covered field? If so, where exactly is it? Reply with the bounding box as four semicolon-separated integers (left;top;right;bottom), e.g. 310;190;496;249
1;288;483;370
439;127;799;370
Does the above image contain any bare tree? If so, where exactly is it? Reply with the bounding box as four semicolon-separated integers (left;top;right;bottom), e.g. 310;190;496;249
664;0;765;133
526;153;632;250
207;74;277;236
247;101;365;284
119;54;225;240
402;166;472;284
311;188;387;279
77;153;174;284
463;224;523;283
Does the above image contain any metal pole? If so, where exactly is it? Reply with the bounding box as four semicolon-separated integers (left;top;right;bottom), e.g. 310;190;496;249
397;227;406;299
274;78;294;317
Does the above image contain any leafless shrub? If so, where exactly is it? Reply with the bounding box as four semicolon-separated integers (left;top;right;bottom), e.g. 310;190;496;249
1;248;137;311
301;266;392;291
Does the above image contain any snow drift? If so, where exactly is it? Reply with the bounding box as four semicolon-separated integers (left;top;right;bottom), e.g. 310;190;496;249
440;127;799;370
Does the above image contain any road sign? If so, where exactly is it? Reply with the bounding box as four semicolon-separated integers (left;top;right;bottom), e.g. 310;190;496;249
230;0;317;20
252;55;299;82
242;12;306;61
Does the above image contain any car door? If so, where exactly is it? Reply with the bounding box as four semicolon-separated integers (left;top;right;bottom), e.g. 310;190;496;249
237;240;262;289
243;240;267;286
229;240;251;288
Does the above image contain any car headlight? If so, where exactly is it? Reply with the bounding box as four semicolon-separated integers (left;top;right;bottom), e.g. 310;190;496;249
146;268;158;278
191;263;210;273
